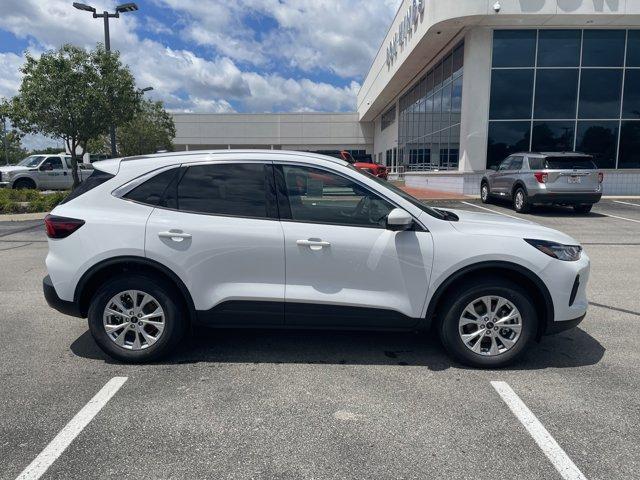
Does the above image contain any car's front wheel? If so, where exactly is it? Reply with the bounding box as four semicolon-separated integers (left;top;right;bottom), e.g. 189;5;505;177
88;274;187;363
438;278;538;368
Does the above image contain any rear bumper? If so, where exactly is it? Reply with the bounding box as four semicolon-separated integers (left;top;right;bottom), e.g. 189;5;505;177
529;191;602;205
43;275;83;318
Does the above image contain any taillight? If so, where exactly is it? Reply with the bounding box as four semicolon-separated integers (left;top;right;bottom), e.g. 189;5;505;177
44;215;85;239
598;172;604;183
534;172;548;183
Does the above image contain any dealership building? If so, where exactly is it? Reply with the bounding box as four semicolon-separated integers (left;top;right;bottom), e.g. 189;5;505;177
174;0;640;195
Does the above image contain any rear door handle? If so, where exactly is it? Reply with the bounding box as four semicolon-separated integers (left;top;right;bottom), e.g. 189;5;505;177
158;230;192;242
297;239;331;250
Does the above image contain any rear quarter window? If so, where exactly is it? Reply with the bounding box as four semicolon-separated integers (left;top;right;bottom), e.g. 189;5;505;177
124;168;179;207
545;157;597;169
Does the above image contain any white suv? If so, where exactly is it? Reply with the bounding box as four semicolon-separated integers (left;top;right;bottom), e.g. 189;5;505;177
43;151;590;368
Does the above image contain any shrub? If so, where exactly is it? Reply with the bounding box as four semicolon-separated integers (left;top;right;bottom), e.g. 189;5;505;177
0;189;69;214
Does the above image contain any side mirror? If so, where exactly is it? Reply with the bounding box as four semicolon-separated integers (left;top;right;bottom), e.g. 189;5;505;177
488;165;498;171
40;163;53;171
386;208;413;231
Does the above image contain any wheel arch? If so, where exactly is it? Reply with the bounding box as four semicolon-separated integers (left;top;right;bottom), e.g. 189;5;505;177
424;261;553;339
74;256;196;323
12;175;37;189
512;181;528;198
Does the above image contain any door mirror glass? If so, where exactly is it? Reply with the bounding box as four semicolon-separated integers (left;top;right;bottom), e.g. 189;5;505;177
386;208;413;231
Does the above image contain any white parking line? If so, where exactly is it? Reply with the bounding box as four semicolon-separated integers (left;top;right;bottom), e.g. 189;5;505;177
613;200;640;208
491;381;587;480
15;377;128;480
597;212;640;224
460;201;523;220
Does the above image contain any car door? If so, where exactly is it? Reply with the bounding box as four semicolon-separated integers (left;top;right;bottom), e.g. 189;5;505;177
144;161;286;326
275;163;434;328
37;157;66;189
490;156;514;195
502;155;523;198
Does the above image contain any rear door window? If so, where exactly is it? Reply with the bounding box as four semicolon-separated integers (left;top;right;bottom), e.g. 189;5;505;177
544;156;597;169
527;157;545;170
510;156;524;170
176;163;276;219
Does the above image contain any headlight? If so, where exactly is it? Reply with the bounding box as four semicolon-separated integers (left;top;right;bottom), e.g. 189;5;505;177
524;239;582;261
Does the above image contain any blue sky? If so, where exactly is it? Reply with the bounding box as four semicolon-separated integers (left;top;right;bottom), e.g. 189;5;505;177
0;0;400;121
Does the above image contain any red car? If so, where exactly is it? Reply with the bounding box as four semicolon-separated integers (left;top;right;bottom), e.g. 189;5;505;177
319;150;388;180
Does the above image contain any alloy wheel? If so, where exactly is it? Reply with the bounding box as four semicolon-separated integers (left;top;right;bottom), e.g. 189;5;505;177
481;185;488;201
103;290;165;350
515;191;524;210
458;295;522;356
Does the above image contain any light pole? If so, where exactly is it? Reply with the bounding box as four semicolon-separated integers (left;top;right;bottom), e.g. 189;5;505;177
2;117;8;166
72;2;139;158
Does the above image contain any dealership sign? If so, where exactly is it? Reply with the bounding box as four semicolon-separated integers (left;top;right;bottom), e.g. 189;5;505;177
386;0;425;67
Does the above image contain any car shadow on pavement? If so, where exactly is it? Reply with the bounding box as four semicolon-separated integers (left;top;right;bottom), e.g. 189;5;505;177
70;325;604;371
488;200;608;218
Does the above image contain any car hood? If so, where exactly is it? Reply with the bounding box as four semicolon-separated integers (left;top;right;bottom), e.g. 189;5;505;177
446;208;580;245
0;166;30;174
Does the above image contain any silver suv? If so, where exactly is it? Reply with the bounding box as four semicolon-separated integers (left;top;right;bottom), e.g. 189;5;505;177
481;152;603;213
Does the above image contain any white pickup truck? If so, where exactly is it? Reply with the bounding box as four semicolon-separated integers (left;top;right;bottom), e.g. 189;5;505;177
0;154;92;190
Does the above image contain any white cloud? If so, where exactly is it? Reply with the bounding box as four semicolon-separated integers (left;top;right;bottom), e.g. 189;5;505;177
0;0;399;120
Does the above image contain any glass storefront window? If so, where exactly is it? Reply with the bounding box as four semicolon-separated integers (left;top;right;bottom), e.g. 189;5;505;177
623;70;640;120
627;30;640;67
582;30;626;67
488;29;639;169
578;69;623;119
532;121;575;152
534;69;578;119
487;121;531;168
490;70;534;120
492;30;536;67
537;30;581;67
576;121;618;169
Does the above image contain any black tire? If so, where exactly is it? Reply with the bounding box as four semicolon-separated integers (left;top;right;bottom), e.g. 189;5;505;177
480;182;491;204
438;278;538;368
573;204;592;214
87;274;187;363
13;178;36;190
512;187;531;213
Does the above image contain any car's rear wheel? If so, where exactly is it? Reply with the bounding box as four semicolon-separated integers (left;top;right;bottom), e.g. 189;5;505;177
513;188;531;213
438;279;538;368
480;182;491;204
88;274;187;363
573;204;592;214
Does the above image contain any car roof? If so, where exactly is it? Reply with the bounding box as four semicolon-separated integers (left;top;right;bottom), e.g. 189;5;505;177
510;151;592;158
120;149;350;166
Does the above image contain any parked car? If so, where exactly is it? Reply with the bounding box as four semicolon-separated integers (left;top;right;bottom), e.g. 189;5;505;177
316;150;388;179
0;154;92;190
43;150;590;368
481;152;603;213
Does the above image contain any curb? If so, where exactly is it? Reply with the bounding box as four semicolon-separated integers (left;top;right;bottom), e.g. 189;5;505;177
0;212;48;222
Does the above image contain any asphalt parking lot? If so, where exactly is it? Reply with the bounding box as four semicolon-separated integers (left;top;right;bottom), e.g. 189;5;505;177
1;199;639;480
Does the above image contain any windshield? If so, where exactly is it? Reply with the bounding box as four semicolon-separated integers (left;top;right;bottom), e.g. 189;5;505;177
348;165;446;220
17;155;45;168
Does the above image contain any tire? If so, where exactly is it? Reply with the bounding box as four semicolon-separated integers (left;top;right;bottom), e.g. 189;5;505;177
480;182;491;204
438;278;538;368
87;274;187;363
573;204;592;214
512;187;531;213
13;178;36;190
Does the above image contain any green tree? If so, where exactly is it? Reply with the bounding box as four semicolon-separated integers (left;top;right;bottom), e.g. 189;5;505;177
89;99;175;157
1;129;28;165
2;44;140;187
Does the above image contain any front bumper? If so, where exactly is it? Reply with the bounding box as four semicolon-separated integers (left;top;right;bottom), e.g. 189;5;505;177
43;275;83;318
529;191;602;205
544;313;586;335
0;181;9;188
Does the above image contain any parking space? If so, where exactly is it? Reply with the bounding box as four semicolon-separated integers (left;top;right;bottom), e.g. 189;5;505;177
1;199;639;480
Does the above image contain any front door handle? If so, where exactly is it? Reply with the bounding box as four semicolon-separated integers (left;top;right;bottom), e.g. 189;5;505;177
297;239;331;251
158;230;192;242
